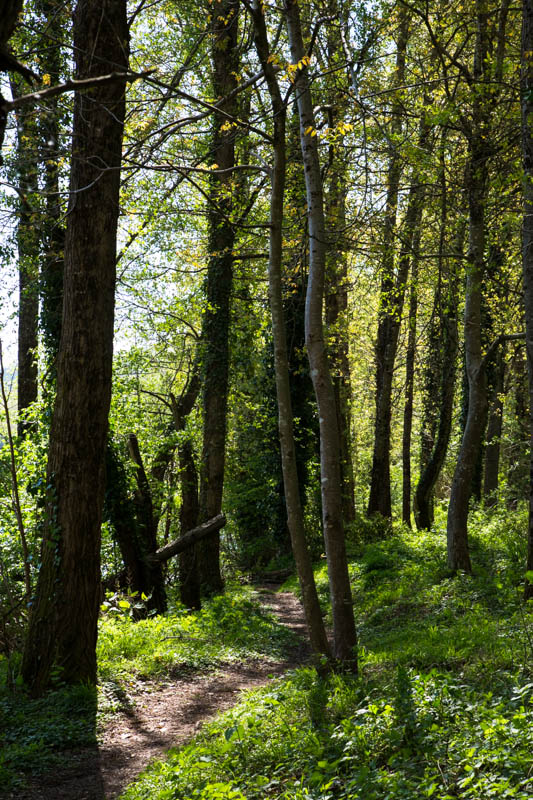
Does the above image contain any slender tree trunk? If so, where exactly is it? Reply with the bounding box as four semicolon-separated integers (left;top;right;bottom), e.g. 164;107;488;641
446;131;487;572
367;9;410;519
284;0;357;669
401;228;420;527
11;78;39;434
37;0;66;362
127;435;167;613
170;371;202;610
415;186;464;531
197;0;240;596
22;0;128;694
249;0;331;662
521;0;533;599
483;348;505;507
446;0;511;571
325;119;355;526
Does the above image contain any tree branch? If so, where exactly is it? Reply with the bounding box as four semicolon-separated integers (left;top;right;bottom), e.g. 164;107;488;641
147;514;226;563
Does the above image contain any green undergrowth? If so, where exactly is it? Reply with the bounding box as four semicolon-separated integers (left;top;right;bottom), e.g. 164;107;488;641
119;505;533;800
0;683;98;792
119;668;533;800
0;587;295;791
98;586;296;684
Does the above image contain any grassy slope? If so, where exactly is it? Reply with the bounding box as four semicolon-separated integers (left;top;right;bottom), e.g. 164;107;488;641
118;506;533;800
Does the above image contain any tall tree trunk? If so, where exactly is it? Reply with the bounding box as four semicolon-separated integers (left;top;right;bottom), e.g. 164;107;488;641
22;0;128;694
414;170;464;531
126;435;167;613
401;228;420;527
197;0;240;596
325;129;355;527
284;0;357;670
11;78;39;434
446;0;510;571
367;8;410;519
249;0;331;662
483;348;505;507
37;0;66;363
446;132;487;572
170;371;202;610
521;0;533;599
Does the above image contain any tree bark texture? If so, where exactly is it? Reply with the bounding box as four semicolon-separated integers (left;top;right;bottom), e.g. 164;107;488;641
197;0;240;596
21;0;128;694
250;0;331;662
284;0;357;670
521;0;533;599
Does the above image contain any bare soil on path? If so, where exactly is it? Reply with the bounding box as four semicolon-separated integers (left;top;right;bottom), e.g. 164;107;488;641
4;585;311;800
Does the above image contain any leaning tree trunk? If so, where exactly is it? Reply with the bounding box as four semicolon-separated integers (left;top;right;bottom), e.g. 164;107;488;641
249;0;331;663
284;0;357;670
414;168;464;531
521;0;533;599
446;0;511;571
197;0;240;596
21;0;128;695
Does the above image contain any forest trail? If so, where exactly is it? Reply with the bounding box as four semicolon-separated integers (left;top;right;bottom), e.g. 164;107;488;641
10;586;311;800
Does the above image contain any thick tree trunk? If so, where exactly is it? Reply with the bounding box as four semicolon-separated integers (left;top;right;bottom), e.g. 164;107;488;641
284;0;357;670
367;10;410;519
197;0;240;596
21;0;128;695
521;0;533;599
249;0;331;662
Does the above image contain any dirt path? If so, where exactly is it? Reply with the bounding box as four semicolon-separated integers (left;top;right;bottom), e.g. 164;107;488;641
9;586;310;800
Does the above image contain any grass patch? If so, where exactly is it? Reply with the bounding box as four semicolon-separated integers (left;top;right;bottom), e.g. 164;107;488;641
0;586;296;791
121;505;533;799
98;587;296;683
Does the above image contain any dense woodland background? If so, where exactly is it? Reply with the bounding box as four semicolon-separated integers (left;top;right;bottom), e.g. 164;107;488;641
1;0;533;796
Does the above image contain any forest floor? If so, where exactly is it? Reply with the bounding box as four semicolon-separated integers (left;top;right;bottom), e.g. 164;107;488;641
5;585;311;800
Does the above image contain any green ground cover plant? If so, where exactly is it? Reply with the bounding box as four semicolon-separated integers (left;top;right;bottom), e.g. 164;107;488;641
119;506;533;800
0;588;295;791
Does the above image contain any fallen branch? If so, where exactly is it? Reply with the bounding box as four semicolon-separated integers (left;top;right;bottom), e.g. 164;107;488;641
147;514;226;564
